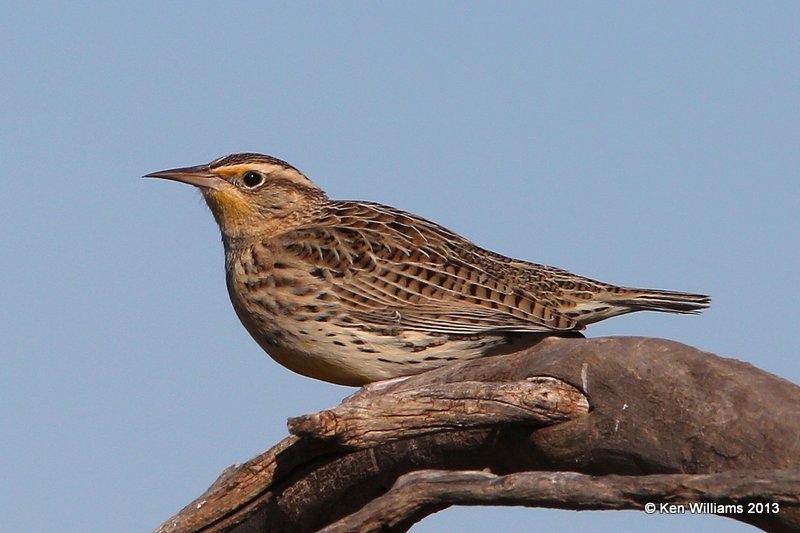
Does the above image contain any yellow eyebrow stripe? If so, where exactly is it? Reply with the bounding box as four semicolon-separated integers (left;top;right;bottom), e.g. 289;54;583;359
215;165;251;177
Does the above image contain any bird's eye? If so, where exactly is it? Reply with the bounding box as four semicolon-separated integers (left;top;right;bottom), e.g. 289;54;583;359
242;171;265;189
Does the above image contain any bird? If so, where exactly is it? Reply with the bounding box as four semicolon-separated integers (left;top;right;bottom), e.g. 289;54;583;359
145;153;710;386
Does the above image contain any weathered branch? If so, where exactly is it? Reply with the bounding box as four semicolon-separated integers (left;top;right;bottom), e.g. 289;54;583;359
153;337;800;533
322;469;800;533
287;376;589;446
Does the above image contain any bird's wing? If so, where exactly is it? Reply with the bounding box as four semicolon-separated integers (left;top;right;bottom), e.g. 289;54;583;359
274;205;579;334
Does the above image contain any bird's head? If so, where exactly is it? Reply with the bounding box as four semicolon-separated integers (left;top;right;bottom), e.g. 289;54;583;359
145;153;327;241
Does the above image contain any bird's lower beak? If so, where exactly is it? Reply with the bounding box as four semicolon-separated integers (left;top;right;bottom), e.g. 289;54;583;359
143;164;225;190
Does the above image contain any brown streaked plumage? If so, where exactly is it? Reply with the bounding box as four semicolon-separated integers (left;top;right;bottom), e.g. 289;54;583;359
145;153;711;386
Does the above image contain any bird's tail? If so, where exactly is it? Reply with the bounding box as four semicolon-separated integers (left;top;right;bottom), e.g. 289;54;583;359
610;288;711;315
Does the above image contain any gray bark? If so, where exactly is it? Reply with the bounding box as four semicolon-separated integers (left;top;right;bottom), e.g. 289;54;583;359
153;336;800;533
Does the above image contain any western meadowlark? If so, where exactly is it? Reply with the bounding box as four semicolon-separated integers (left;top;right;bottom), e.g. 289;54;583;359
146;153;710;386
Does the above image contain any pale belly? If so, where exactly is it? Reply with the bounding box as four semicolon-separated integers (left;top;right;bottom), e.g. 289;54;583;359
228;282;518;385
232;296;509;385
256;328;507;386
224;246;533;385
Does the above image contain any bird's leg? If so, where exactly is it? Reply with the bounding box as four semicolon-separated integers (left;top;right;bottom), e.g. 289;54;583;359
362;374;413;393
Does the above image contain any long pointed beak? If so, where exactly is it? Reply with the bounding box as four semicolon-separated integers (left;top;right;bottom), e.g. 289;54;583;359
143;164;225;190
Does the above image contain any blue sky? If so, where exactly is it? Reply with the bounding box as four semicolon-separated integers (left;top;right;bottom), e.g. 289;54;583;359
2;2;797;532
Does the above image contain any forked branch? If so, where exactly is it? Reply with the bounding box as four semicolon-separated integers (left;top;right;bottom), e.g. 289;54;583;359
153;337;800;533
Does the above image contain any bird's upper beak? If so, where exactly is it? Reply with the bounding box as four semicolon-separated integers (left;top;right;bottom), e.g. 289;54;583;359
143;164;226;190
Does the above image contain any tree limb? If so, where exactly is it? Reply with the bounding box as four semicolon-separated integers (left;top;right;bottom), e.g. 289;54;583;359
321;469;800;533
153;337;800;533
288;376;589;446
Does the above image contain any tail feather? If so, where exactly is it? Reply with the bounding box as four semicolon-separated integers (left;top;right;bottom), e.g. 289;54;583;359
611;288;711;315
